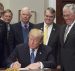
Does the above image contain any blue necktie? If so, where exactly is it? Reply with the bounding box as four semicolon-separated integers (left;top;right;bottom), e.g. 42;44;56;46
30;49;35;63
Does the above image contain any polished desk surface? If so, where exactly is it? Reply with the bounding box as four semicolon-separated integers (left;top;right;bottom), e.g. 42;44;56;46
0;68;61;71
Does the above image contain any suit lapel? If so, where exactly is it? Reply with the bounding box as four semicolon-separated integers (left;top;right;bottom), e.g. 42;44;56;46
40;22;44;31
65;23;75;43
23;45;31;64
34;46;45;62
18;22;24;42
60;25;66;46
29;22;33;31
48;23;56;43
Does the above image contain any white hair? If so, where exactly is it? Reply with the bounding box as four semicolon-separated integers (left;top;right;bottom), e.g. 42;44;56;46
63;4;75;13
20;7;32;15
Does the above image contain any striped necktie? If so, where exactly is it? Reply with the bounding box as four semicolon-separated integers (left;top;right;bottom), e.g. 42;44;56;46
30;49;35;63
24;24;28;30
64;25;70;42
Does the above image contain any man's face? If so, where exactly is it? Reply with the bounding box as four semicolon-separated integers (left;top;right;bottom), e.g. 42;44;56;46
44;10;55;25
63;8;75;25
3;12;12;23
20;10;31;24
28;34;41;49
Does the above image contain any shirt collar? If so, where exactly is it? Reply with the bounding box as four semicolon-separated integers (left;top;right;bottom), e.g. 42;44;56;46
21;21;29;28
30;48;38;53
67;20;75;28
44;22;53;28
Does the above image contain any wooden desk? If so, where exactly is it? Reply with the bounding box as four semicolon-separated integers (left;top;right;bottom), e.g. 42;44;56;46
0;68;61;71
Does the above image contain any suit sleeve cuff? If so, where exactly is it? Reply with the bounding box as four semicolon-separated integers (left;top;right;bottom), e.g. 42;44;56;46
39;62;44;69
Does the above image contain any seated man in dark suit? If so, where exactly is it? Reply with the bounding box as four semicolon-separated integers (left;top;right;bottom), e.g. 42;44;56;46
7;28;56;69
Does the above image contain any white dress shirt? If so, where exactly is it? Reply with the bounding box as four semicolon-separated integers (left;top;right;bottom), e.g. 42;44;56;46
30;48;44;69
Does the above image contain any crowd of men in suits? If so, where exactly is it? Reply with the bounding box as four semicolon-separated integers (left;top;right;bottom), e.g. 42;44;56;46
0;2;75;71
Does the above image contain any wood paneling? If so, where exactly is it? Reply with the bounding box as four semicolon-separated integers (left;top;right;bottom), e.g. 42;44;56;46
56;0;75;24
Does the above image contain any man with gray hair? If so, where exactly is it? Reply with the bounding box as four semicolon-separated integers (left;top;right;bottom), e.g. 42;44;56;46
59;3;75;71
8;7;34;55
34;7;59;68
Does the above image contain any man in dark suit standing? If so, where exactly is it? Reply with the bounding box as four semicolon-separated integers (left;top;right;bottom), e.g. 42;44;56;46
34;7;59;66
1;9;13;61
7;28;56;69
59;4;75;71
0;19;7;68
9;7;34;54
0;2;7;68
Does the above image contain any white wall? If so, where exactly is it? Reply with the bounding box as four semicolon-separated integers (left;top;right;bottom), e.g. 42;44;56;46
11;0;45;24
49;0;56;22
0;0;47;24
0;0;10;9
0;0;56;23
49;0;56;10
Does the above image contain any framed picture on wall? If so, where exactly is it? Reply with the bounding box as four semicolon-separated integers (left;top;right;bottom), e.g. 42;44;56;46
18;10;36;24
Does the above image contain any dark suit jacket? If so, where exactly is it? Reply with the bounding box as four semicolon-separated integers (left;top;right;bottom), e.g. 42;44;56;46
6;24;13;57
59;23;75;71
0;19;7;67
8;22;34;54
7;43;56;69
34;22;60;64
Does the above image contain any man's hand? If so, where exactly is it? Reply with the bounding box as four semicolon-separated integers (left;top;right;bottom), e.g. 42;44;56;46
25;62;41;69
10;61;21;69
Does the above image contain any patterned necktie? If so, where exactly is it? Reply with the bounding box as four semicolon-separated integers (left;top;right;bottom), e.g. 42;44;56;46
43;25;48;45
7;24;10;40
64;25;70;42
24;24;28;30
30;49;35;63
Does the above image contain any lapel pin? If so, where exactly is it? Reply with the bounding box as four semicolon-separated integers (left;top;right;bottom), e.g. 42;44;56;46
53;28;55;31
39;52;42;54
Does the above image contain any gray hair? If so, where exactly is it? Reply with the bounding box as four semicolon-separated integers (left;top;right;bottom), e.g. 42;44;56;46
63;4;75;13
44;7;56;18
44;7;55;15
2;9;13;16
20;7;32;16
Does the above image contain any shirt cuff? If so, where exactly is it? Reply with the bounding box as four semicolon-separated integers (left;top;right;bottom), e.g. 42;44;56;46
10;63;13;68
39;62;44;69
